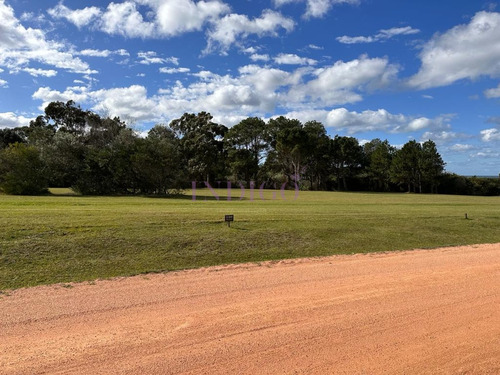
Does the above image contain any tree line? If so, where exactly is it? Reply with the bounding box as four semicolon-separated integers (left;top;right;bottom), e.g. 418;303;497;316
0;100;498;196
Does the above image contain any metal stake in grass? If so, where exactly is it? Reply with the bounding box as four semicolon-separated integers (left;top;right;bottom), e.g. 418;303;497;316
465;213;468;220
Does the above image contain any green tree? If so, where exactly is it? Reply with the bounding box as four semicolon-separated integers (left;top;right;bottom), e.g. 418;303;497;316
390;140;422;192
330;135;364;191
420;140;445;193
225;117;268;183
267;116;308;183
44;100;88;135
170;112;227;183
42;131;86;187
132;125;185;195
0;143;48;195
0;128;25;149
303;121;330;190
363;139;395;191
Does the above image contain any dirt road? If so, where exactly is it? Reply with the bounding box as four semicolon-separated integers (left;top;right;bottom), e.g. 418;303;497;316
1;244;499;374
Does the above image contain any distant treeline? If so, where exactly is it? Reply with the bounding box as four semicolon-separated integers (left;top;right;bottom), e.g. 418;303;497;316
0;100;499;196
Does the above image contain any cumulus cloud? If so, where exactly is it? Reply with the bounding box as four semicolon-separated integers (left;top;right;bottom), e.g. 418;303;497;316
274;53;317;65
409;11;500;89
47;1;296;53
30;56;403;127
145;0;230;36
0;112;33;128
32;86;91;110
0;78;7;87
337;26;420;44
277;108;452;134
274;0;359;18
91;85;159;122
48;0;230;38
249;53;270;62
484;83;500;98
99;1;155;38
22;68;58;77
0;1;94;74
47;3;101;28
480;128;500;142
288;56;399;106
420;130;472;145
205;10;294;53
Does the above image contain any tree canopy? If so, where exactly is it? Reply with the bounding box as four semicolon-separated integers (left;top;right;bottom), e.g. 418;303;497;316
0;101;496;196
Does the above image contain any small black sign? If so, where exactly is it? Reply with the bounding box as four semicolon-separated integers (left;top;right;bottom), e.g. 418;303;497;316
225;215;234;222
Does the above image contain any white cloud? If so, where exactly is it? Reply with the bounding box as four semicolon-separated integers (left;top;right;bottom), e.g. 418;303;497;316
450;144;473;151
32;86;91;110
0;78;7;87
48;3;101;28
280;108;452;134
288;56;399;106
337;26;420;44
422;95;433;99
471;149;500;158
421;130;471;145
49;0;230;39
0;2;94;74
91;85;158;122
378;26;420;38
79;49;113;58
249;53;270;62
47;2;296;54
146;0;230;36
480;128;500;142
29;56;401;127
409;11;500;89
205;10;294;53
116;49;130;56
274;53;317;65
274;0;359;18
79;48;130;58
0;112;33;128
159;67;190;74
307;44;323;50
77;49;130;58
138;51;179;65
484;83;500;98
22;67;58;77
99;1;155;38
336;36;375;44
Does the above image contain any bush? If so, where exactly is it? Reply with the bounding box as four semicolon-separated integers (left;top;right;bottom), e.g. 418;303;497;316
0;143;48;195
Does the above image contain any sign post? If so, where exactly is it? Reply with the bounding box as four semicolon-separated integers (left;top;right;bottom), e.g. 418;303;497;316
224;215;234;227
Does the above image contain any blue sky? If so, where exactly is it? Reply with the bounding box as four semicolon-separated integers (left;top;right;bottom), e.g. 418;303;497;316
1;0;500;175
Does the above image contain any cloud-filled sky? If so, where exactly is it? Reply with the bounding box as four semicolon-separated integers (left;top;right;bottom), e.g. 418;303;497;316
0;0;500;175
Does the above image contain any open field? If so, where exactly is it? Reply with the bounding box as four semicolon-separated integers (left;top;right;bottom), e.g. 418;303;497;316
1;244;499;374
1;189;500;290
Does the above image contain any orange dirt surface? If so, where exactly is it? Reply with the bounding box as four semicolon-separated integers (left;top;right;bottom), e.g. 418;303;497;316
1;244;500;374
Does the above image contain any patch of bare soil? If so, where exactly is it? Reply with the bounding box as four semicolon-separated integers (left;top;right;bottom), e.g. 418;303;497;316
1;244;499;374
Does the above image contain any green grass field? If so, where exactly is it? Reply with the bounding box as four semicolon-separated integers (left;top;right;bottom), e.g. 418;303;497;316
1;188;499;290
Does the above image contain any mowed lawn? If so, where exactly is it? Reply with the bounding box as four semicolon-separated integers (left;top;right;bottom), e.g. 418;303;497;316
1;188;499;290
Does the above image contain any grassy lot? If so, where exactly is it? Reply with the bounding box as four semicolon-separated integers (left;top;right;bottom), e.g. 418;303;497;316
1;188;499;290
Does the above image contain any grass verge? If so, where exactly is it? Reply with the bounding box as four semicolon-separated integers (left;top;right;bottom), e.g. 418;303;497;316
1;189;499;290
